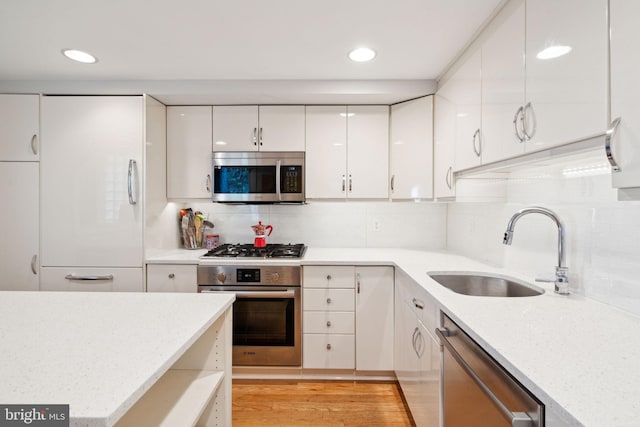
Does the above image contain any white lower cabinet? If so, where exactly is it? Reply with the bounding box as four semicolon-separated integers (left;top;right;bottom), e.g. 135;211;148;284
40;267;143;292
303;265;394;371
0;162;39;291
394;269;440;427
146;264;197;292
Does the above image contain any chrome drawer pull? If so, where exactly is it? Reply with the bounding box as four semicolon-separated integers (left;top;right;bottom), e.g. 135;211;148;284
326;344;332;350
605;117;622;173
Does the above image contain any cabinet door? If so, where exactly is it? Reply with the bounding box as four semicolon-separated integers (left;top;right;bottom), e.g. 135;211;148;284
0;94;39;161
481;0;526;163
414;321;440;427
167;106;212;199
447;49;482;171
258;106;305;151
146;264;197;292
524;0;608;150
394;287;421;416
610;0;640;192
212;106;259;151
0;162;39;291
390;96;433;200
347;105;389;199
355;267;394;371
434;94;456;198
305;106;348;198
41;96;144;267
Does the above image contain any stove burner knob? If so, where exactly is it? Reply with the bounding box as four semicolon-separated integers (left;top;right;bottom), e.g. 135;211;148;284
271;272;280;282
217;273;227;283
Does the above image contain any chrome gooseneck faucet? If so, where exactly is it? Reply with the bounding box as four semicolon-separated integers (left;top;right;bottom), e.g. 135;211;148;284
503;206;570;295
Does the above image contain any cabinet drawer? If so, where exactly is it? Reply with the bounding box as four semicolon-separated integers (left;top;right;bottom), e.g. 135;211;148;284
303;266;355;288
303;333;355;369
304;311;355;334
40;267;144;292
146;264;197;293
303;289;354;311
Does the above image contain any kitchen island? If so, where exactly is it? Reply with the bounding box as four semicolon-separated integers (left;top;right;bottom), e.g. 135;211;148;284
0;291;234;427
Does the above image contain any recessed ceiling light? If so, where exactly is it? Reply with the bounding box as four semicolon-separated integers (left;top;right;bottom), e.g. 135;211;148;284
62;49;98;64
348;47;376;62
536;45;572;60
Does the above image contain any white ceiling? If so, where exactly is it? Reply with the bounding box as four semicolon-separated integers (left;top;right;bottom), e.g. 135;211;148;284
0;0;504;104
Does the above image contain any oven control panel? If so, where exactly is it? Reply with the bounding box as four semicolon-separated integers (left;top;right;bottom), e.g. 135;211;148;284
237;269;260;282
197;265;301;287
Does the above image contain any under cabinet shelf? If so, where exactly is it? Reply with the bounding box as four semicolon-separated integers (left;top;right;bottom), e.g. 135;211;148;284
115;369;224;427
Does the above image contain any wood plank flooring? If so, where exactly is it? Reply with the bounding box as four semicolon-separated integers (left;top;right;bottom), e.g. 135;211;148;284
232;380;415;426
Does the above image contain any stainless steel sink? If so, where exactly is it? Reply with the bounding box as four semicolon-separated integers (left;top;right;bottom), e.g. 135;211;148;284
427;273;544;297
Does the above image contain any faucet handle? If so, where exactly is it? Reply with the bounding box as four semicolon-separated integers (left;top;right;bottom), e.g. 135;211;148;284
535;268;570;295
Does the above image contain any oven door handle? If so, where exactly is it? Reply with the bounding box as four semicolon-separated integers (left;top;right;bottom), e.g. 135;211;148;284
201;290;296;299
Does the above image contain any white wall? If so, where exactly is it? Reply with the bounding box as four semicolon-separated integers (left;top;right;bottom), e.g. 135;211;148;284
447;154;640;317
149;201;447;250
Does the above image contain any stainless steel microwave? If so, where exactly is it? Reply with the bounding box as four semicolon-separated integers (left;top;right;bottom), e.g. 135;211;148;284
211;151;305;203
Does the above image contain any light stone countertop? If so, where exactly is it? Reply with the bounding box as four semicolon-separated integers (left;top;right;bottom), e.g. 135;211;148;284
0;291;234;427
147;246;640;427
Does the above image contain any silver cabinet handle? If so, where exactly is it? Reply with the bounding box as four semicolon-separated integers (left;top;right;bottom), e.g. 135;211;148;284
259;127;263;146
30;254;38;275
356;272;361;294
205;174;211;193
326;297;332;304
65;274;114;281
522;102;536;141
436;328;533;427
30;134;39;155
252;127;257;146
512;106;525;142
127;159;137;205
275;159;282;201
412;297;424;310
472;129;481;157
326;344;332;350
326;274;332;281
390;175;395;192
326;321;332;327
341;175;346;192
348;174;352;192
445;166;453;190
411;327;421;357
168;273;175;279
605;117;622;173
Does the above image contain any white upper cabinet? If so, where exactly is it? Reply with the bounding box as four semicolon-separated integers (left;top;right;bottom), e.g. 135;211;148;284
434;94;456;199
41;96;144;267
480;0;526;164
524;0;608;150
167;106;213;199
347;105;389;199
306;105;389;199
0;94;39;161
440;49;482;172
390;96;434;200
305;106;347;198
609;0;640;195
212;105;304;152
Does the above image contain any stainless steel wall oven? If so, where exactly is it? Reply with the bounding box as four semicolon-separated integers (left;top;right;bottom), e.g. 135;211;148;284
197;264;302;366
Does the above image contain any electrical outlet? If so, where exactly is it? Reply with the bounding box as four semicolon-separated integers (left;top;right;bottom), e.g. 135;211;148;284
373;219;381;231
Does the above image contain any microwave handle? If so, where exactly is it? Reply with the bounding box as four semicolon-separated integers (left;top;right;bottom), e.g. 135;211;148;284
276;159;282;201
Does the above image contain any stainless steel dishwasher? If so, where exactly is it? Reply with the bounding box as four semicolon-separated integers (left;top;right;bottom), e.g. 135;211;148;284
436;314;544;427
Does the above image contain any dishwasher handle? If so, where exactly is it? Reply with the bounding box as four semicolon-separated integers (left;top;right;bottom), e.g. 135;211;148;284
436;327;534;427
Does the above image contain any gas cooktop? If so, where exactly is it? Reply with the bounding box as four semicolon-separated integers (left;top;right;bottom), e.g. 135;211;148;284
202;243;306;259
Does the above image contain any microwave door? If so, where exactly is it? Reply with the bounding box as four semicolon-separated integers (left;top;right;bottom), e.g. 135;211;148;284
213;164;278;202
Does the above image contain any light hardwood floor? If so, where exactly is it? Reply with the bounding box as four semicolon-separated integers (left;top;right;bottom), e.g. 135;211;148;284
232;380;415;426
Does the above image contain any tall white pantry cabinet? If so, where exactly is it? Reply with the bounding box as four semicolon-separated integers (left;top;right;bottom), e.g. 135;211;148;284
0;94;40;291
40;96;152;291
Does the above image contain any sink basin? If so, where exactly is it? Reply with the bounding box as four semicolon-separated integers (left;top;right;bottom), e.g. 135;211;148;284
427;272;544;297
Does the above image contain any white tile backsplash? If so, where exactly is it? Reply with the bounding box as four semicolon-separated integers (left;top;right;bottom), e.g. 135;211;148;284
148;200;447;250
448;160;640;317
